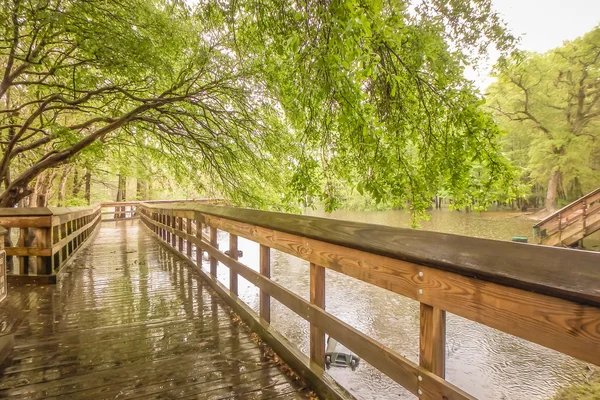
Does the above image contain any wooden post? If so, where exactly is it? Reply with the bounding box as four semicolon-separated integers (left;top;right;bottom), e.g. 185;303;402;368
229;233;238;295
177;217;184;252
171;215;177;247
17;228;27;275
35;227;52;275
195;215;203;267
166;215;171;244
0;227;7;302
419;303;446;378
310;262;325;368
259;244;270;323
209;226;217;276
186;218;192;258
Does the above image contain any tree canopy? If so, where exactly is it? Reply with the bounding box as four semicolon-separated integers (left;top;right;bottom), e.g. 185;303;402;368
488;26;600;211
1;0;517;216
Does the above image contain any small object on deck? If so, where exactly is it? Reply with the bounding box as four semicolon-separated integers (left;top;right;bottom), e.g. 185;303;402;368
224;249;244;258
511;237;528;243
325;336;360;371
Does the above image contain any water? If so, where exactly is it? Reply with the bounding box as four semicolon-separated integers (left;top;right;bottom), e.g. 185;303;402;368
210;208;592;400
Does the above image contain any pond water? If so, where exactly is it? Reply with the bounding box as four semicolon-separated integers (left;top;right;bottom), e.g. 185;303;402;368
209;208;594;400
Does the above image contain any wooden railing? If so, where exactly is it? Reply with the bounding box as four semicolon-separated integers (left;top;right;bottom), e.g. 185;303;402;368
0;228;5;301
138;201;600;400
0;205;101;283
101;201;140;220
534;187;600;246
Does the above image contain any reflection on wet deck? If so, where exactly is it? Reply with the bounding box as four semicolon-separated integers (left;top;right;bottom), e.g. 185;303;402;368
0;221;308;399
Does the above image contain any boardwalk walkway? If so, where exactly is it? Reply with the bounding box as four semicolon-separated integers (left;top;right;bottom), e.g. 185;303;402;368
0;221;308;400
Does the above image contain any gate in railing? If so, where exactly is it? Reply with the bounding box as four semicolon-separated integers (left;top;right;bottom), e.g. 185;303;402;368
138;201;600;400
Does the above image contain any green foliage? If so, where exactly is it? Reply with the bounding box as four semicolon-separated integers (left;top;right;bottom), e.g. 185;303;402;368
553;372;600;400
2;0;517;215
488;26;600;206
226;0;517;217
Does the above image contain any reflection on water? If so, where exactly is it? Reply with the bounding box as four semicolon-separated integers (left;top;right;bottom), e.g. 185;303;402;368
213;208;589;400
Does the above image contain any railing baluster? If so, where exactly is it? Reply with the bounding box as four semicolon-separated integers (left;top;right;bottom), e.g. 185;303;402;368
229;234;238;295
166;215;171;244
186;218;192;258
195;214;203;267
35;227;52;275
178;217;184;252
209;226;217;276
419;303;446;379
17;228;27;275
259;244;270;323
309;262;325;368
171;214;177;248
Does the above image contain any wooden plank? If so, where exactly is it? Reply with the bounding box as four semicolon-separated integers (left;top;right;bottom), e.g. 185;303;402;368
419;304;446;378
260;245;271;323
310;263;325;369
229;234;238;295
0;216;52;228
199;214;600;366
209;227;218;276
169;205;600;307
5;247;52;257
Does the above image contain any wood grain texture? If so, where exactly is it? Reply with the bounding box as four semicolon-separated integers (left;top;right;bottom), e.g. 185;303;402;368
186;218;193;258
140;203;600;306
209;226;218;276
419;304;446;378
260;244;271;323
198;213;600;366
166;230;473;400
310;263;325;369
229;233;238;295
1;220;308;400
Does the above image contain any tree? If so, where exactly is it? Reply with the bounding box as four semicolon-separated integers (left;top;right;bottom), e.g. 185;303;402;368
0;0;289;207
487;27;600;211
1;0;517;216
227;0;517;216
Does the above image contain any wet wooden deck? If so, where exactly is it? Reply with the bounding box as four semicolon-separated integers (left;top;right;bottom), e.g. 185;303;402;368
0;221;309;399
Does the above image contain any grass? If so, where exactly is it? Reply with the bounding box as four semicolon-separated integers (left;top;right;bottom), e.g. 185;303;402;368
554;370;600;400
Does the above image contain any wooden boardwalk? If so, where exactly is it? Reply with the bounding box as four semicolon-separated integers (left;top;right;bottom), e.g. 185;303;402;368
0;221;308;400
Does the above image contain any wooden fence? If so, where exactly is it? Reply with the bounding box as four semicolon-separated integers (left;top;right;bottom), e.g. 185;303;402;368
0;205;101;283
138;201;600;400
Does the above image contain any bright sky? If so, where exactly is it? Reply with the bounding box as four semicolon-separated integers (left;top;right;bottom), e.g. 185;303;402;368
468;0;600;89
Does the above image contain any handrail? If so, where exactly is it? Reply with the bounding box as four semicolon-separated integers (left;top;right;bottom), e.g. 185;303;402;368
138;201;600;400
0;204;101;282
534;187;600;227
534;188;600;246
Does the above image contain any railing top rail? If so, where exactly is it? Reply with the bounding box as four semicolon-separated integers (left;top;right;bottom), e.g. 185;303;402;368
0;204;100;218
534;187;600;228
141;201;600;307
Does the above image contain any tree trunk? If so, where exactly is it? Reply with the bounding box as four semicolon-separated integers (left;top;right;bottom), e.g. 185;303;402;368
546;170;561;212
84;170;92;205
72;169;81;198
116;174;126;218
57;166;72;207
136;178;146;200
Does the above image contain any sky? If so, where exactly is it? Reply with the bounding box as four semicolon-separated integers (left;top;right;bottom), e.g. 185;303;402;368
468;0;600;89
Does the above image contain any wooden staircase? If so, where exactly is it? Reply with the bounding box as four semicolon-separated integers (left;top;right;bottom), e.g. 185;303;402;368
534;188;600;247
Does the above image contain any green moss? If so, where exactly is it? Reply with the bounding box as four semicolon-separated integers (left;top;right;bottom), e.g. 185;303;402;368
554;373;600;400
